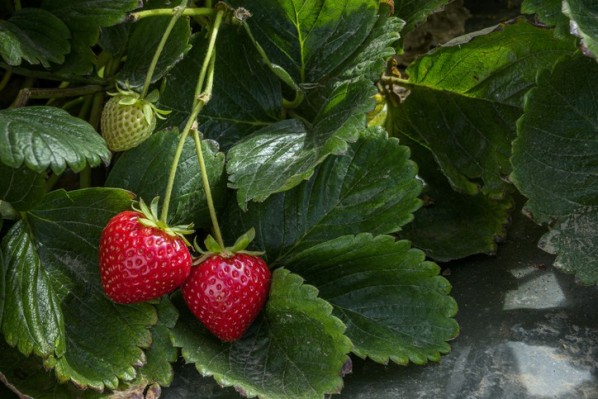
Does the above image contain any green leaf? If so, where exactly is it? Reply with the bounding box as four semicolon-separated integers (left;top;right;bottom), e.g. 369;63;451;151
157;27;283;150
1;188;158;390
395;134;513;262
171;268;352;399
0;8;70;68
0;164;46;211
394;0;450;33
0;340;106;399
160;363;241;399
521;0;570;37
338;13;403;82
0;106;111;174
106;129;226;228
1;222;64;358
117;14;191;88
223;128;422;264
390;22;576;198
405;21;576;107
511;55;598;284
229;0;379;84
0;249;5;327
285;234;459;365
41;0;140;76
42;0;139;27
227;78;376;209
140;298;179;387
389;88;520;197
563;0;598;59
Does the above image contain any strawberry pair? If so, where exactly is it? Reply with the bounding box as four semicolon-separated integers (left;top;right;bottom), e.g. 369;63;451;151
98;199;271;342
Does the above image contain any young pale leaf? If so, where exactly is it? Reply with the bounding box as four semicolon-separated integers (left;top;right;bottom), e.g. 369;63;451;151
285;234;459;365
0;106;111;174
117;14;191;88
1;188;158;390
563;0;598;59
223;128;422;264
511;55;598;285
0;164;46;212
394;0;451;33
158;27;283;150
229;0;379;84
405;21;576;108
227;78;376;209
106;130;226;228
0;8;70;68
395;134;513;262
172;268;352;399
139;298;179;387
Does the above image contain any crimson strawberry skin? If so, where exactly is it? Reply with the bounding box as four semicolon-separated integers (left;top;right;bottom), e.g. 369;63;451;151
182;253;271;342
99;210;192;304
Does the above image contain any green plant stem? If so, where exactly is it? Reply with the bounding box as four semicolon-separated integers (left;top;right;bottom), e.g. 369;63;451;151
140;4;187;99
380;75;413;87
241;21;304;109
46;173;60;191
0;70;12;92
11;85;103;108
191;128;224;248
160;10;224;226
131;7;215;22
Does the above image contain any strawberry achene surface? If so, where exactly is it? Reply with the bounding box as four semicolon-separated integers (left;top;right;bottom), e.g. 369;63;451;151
182;253;271;342
99;210;192;304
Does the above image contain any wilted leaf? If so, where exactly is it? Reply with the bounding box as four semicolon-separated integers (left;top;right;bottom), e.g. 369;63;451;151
223;128;422;264
106;129;226;228
511;54;598;284
0;106;111;174
171;268;352;399
286;234;459;365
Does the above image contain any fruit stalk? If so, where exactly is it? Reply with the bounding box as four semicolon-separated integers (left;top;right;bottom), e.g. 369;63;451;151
140;3;186;99
130;7;215;22
160;9;224;225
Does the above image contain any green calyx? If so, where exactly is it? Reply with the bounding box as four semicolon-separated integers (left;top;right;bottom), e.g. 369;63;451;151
193;227;264;264
108;85;171;125
133;197;194;245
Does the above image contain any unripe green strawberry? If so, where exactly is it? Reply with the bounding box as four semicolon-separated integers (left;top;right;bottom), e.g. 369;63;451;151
100;87;170;152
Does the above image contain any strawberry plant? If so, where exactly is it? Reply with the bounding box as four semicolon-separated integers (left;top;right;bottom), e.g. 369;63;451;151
0;0;596;398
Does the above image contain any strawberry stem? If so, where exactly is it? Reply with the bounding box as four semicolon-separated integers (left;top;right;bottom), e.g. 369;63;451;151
130;7;215;22
140;3;186;99
160;9;225;225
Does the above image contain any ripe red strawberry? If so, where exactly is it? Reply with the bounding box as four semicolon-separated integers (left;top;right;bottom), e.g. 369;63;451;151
100;87;169;152
182;253;271;342
99;198;193;304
